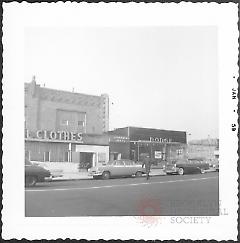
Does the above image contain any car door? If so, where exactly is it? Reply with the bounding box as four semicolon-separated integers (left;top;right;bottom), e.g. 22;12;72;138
123;160;135;176
187;160;201;173
111;160;126;177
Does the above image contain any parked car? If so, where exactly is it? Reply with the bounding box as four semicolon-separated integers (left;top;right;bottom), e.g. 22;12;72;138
164;159;209;175
209;159;219;172
33;162;64;178
215;163;219;172
88;159;146;179
25;158;52;186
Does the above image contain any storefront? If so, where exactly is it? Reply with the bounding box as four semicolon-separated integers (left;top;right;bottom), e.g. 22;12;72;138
108;135;130;161
109;127;187;163
25;129;109;168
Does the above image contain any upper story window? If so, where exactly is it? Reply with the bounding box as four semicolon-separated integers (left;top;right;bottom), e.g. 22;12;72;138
78;121;85;126
61;120;69;126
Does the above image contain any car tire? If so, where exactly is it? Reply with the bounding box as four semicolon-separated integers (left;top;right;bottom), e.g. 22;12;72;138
200;168;205;174
102;171;110;180
135;171;143;177
178;168;184;175
25;176;37;187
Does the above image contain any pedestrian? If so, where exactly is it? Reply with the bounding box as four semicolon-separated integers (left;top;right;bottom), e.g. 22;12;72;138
142;155;152;180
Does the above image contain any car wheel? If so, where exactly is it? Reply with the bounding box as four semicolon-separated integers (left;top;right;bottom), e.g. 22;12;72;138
25;176;37;187
200;168;205;174
178;168;184;175
102;171;110;180
135;171;143;177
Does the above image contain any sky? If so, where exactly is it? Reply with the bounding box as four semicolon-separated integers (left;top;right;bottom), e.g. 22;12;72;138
24;26;218;140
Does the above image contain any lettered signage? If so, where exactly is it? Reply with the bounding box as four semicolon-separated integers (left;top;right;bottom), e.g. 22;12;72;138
25;129;83;142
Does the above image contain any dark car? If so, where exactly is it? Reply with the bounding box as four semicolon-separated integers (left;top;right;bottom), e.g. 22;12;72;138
215;163;219;172
25;158;51;186
164;158;209;175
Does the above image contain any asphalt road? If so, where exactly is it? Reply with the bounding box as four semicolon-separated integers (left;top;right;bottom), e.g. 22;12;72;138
25;172;219;217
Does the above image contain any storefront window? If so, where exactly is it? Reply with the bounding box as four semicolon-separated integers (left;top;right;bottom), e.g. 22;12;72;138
98;153;106;163
64;152;69;162
154;151;162;159
44;151;50;162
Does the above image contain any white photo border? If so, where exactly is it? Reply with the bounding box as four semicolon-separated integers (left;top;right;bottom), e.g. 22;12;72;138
2;2;239;241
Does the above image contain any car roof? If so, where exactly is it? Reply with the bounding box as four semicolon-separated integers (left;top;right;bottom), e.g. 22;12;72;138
113;159;132;162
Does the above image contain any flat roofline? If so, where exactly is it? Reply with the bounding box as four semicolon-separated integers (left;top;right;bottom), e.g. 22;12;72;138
24;82;107;99
110;126;187;133
25;138;109;146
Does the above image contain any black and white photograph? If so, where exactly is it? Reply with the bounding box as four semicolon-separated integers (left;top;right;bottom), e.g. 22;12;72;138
24;25;220;217
2;2;238;241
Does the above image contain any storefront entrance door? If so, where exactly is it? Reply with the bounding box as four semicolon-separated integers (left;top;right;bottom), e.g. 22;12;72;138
79;152;93;170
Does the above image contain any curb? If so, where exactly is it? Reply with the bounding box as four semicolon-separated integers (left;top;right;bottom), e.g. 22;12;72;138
50;170;217;182
51;173;166;181
52;177;93;182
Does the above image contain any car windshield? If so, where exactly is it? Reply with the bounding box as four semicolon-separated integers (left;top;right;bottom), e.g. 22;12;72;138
107;161;114;165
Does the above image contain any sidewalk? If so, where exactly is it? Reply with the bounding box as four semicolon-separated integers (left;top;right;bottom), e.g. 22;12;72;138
52;168;166;181
51;168;217;181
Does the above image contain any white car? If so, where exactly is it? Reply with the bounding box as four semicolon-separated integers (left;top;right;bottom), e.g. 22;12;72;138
89;159;146;179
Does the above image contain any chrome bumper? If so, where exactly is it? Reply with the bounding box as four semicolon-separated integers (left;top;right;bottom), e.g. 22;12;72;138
165;169;178;174
88;172;103;176
44;177;52;182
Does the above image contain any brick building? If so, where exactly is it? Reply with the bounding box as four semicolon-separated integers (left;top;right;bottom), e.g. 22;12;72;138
187;138;219;163
25;77;109;167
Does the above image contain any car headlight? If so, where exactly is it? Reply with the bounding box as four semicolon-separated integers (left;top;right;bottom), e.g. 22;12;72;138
96;168;103;173
89;168;102;173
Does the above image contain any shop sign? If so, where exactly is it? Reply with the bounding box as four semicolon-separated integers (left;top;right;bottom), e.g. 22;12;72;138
154;151;162;159
25;129;83;142
110;136;130;143
150;137;172;143
128;127;186;144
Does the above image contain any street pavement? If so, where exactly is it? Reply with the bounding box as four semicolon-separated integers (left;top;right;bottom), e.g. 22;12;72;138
25;172;219;217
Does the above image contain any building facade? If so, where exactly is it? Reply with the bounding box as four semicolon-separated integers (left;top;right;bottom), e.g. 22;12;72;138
25;78;109;168
108;127;187;164
187;138;219;163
